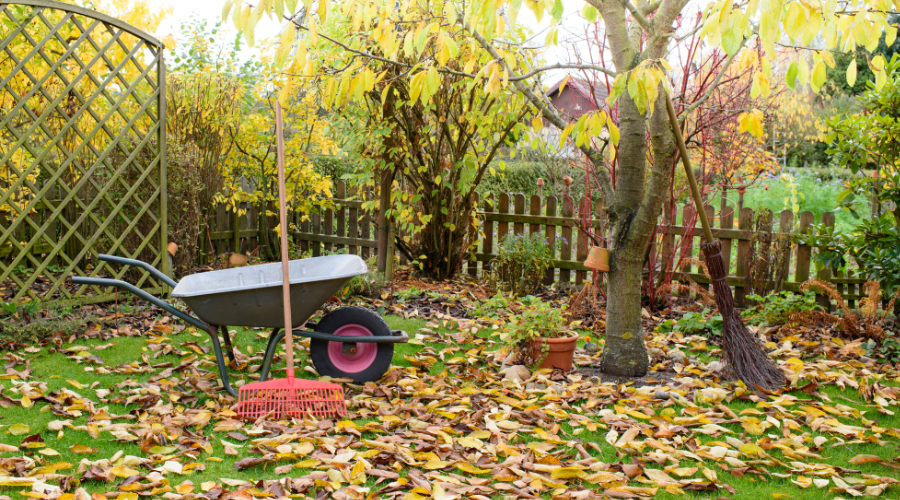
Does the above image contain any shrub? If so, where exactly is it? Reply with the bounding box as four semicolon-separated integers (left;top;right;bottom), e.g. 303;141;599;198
471;292;511;319
491;233;559;296
500;301;573;366
658;309;724;337
743;290;822;325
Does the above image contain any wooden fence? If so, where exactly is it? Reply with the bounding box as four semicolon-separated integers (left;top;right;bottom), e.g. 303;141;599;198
200;181;869;309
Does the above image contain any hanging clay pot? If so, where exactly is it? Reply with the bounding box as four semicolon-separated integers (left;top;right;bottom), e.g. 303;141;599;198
584;246;610;272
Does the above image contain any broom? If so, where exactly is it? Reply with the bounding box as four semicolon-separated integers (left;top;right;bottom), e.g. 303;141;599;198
235;101;348;419
664;92;786;390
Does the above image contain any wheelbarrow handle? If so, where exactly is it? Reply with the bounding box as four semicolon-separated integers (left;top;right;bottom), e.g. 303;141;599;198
97;254;178;288
71;276;208;331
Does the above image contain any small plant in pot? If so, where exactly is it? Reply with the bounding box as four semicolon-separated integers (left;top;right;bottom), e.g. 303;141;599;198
501;300;580;371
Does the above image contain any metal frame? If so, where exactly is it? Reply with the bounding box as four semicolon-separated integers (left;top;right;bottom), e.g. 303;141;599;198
0;0;167;308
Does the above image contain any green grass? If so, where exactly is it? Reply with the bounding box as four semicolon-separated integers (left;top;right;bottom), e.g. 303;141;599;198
2;310;900;499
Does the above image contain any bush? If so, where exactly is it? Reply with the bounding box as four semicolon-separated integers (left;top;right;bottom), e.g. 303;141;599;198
658;309;724;337
491;233;559;296
500;301;572;366
743;290;822;325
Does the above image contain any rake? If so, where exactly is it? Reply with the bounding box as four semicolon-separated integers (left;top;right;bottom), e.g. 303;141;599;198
236;101;348;419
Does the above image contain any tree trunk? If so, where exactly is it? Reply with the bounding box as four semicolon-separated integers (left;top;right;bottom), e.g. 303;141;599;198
600;249;649;376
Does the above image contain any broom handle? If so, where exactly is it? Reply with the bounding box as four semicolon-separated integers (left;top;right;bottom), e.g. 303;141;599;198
275;101;294;378
664;92;716;244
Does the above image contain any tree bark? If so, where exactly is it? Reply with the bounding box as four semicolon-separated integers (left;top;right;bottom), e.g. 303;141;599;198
600;251;649;376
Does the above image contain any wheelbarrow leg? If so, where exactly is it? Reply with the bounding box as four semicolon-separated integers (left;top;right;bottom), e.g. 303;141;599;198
219;325;236;364
260;328;285;382
204;326;238;397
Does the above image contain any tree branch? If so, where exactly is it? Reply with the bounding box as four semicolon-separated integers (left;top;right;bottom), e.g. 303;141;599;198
464;21;615;202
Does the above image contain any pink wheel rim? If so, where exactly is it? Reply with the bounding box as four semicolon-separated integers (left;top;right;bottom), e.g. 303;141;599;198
327;324;376;373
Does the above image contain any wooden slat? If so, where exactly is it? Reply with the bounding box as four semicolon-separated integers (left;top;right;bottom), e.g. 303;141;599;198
482;194;494;273
576;197;589;285
719;201;734;278
468;193;479;277
544;196;557;285
323;206;334;254
529;195;541;236
681;205;694;274
795;211;815;283
497;193;510;245
335;181;346;254
734;207;752;307
348;185;359;256
817;212;836;311
560;195;573;284
513;194;525;236
778;209;793;288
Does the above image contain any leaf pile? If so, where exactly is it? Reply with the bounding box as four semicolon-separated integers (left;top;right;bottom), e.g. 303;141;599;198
1;306;900;500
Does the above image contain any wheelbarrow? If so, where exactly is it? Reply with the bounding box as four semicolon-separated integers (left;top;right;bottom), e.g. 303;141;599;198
71;254;408;397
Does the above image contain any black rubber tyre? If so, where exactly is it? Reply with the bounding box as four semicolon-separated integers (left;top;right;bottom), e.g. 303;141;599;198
310;306;394;382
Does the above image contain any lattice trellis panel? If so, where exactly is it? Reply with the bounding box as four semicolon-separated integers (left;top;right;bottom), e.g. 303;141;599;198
0;0;167;306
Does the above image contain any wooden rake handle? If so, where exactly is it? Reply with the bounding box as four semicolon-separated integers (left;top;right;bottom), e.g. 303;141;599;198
275;101;294;378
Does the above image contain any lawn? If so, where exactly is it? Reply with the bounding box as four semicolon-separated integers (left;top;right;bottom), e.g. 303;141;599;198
1;302;899;500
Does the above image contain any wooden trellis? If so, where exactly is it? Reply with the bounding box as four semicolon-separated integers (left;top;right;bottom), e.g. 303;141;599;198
0;0;167;306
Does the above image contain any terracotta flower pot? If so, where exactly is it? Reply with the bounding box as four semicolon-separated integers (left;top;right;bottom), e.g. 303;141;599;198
531;332;580;372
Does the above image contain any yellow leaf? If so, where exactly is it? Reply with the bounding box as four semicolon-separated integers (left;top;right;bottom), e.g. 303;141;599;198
109;466;141;478
456;462;490;474
9;423;30;436
20;395;32;408
424;459;451;470
551;467;587;479
847;58;857;87
531;115;544;133
69;444;97;454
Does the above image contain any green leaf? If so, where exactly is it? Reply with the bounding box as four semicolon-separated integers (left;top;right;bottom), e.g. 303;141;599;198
786;61;799;88
550;0;564;21
582;4;599;22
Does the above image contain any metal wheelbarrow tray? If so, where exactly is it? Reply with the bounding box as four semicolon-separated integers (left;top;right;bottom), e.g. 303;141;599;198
72;254;408;397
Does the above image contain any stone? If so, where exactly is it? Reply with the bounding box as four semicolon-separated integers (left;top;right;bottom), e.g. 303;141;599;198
549;384;566;395
669;350;687;364
583;342;600;354
502;351;519;365
707;361;725;373
654;390;671;400
503;365;531;384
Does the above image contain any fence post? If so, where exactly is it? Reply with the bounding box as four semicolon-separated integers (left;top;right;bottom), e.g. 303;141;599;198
498;193;510;244
719;199;734;286
513;194;525;236
349;185;359;256
795;211;815;285
483;194;494;273
817;212;835;311
468;193;479;277
544;195;557;285
560;195;573;284
681;204;694;275
777;210;794;290
576;196;589;285
735;207;753;307
335;182;346;254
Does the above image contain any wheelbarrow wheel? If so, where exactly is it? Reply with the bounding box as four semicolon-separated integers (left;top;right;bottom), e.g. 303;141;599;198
310;306;394;382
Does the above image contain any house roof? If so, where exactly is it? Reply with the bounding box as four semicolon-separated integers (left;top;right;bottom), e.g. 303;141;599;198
545;77;610;108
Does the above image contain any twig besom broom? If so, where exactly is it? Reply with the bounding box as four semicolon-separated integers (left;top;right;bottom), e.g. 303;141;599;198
664;92;786;390
236;102;348;419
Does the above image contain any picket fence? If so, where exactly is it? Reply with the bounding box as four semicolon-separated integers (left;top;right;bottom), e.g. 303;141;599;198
199;181;868;309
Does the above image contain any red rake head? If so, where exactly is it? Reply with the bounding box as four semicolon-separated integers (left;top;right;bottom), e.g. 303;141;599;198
236;376;347;420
